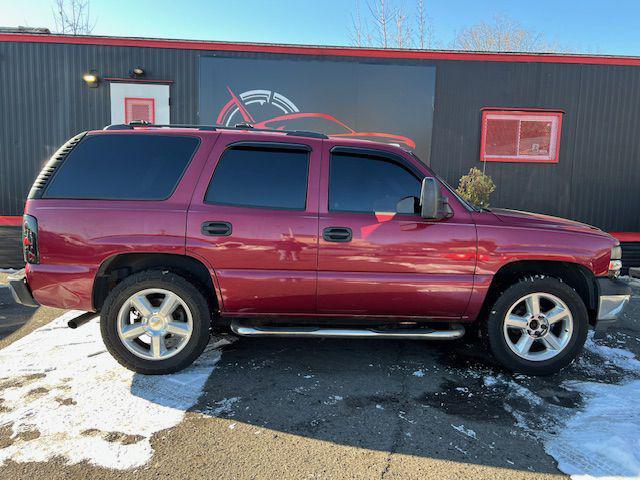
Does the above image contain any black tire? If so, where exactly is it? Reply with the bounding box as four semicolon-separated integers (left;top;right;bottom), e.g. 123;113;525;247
486;276;589;376
100;270;211;375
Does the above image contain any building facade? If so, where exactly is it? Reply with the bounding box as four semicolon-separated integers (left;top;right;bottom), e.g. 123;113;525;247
0;33;639;267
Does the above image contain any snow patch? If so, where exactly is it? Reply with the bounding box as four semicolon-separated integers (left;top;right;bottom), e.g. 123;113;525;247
585;332;640;372
545;380;640;478
323;395;343;405
503;330;640;479
620;275;640;289
483;375;498;387
543;336;640;479
201;396;241;416
451;424;476;439
0;312;225;470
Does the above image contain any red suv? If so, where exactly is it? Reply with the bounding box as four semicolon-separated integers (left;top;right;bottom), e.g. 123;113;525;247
9;124;631;375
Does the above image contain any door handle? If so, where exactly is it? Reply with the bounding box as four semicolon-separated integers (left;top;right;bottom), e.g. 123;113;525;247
323;227;352;243
201;221;232;236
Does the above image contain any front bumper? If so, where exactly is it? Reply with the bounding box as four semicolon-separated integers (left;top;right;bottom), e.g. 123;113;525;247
595;277;631;330
7;269;39;308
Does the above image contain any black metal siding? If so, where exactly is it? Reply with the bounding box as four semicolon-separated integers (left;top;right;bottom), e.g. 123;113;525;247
0;42;200;216
0;41;639;233
430;60;640;232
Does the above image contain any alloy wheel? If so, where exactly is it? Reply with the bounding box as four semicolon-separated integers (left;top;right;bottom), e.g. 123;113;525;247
116;288;193;361
502;292;574;362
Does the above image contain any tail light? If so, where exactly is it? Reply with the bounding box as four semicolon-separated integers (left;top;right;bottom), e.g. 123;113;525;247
22;215;39;264
608;245;622;278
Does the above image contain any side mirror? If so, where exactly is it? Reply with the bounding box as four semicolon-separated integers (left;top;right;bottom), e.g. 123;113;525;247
420;177;452;220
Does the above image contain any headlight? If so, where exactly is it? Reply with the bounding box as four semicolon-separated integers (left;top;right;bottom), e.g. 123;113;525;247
608;245;622;278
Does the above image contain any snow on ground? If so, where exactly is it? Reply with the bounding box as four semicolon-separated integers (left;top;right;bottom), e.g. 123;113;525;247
486;329;640;479
542;333;640;479
0;311;225;470
620;275;640;290
545;380;640;478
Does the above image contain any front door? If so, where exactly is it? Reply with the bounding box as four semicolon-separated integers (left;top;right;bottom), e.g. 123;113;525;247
317;144;477;319
186;136;322;315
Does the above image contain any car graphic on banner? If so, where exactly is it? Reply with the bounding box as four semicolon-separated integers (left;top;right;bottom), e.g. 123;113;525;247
216;86;416;149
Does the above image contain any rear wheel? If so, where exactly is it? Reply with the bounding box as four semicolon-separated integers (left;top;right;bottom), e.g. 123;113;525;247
486;277;588;375
101;270;211;374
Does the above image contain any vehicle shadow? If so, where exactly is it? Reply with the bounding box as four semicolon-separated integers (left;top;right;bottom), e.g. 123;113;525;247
133;335;573;474
0;287;40;340
128;293;640;476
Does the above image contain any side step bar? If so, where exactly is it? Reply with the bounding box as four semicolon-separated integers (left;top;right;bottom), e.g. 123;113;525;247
230;321;465;340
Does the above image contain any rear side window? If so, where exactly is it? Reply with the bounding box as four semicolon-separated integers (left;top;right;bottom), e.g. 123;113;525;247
43;134;199;200
330;153;421;213
205;147;309;210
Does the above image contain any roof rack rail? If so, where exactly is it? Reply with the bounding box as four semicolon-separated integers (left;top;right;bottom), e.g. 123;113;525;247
102;122;329;139
104;122;216;131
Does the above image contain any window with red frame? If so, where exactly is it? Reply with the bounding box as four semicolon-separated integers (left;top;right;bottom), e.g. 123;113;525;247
480;110;563;163
125;97;155;124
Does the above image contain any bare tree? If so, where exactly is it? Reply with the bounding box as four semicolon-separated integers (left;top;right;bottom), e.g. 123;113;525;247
367;0;392;48
348;0;435;49
416;0;434;49
452;14;561;53
52;0;96;35
394;6;412;48
350;0;364;47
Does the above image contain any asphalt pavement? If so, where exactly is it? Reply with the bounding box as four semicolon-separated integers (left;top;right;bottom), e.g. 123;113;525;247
0;273;638;479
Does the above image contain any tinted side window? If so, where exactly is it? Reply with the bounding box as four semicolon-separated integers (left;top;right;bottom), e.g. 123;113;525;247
205;147;309;210
330;153;421;213
44;134;199;200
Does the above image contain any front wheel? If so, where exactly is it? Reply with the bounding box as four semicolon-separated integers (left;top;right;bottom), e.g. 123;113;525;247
100;270;211;374
486;277;589;376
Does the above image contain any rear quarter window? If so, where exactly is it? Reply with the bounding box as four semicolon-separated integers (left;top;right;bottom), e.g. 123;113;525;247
43;134;200;200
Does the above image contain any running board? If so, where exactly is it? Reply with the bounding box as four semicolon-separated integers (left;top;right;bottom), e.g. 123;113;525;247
230;321;465;340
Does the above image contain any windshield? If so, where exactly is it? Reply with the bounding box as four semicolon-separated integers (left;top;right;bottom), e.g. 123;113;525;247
406;151;478;212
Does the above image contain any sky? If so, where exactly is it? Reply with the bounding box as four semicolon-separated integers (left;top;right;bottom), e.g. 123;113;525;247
2;0;640;56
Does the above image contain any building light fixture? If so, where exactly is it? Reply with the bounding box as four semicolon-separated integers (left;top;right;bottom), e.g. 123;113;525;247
130;66;145;78
82;71;99;88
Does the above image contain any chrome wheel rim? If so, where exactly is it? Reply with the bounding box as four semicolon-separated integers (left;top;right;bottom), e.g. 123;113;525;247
503;292;573;362
117;288;193;361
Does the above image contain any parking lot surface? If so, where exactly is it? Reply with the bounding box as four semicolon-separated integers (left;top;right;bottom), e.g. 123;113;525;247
0;273;638;479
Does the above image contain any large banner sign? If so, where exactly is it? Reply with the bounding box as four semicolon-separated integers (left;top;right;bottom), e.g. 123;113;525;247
198;56;436;163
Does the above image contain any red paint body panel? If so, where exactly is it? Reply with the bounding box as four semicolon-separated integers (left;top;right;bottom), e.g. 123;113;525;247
473;209;614;276
21;128;620;324
316;140;476;318
185;133;322;314
24;129;217;310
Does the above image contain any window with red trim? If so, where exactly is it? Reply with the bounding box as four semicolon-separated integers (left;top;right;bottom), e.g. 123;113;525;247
125;97;155;123
480;110;562;163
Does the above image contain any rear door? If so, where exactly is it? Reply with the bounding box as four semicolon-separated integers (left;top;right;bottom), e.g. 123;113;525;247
317;144;477;319
186;135;321;315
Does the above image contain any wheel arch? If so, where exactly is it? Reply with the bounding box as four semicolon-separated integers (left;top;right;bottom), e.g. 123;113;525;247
481;260;598;326
93;252;220;313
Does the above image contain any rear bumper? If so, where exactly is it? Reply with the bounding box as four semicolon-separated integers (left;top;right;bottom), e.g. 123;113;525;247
595;277;631;331
7;269;39;308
